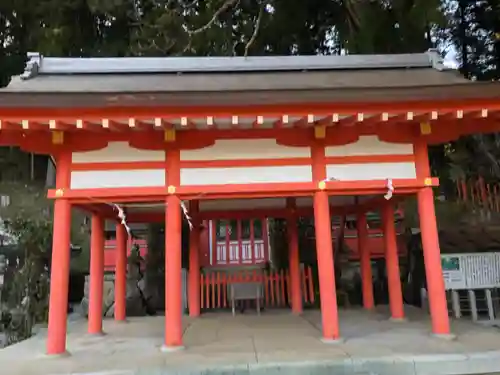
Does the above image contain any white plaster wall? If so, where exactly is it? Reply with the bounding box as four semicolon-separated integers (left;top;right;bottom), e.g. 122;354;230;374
325;136;413;157
180;139;310;160
70;170;165;189
72;142;165;163
326;162;416;181
181;166;312;185
200;198;286;211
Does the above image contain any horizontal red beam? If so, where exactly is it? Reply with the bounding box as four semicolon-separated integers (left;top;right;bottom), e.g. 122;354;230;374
125;196;407;223
48;178;437;202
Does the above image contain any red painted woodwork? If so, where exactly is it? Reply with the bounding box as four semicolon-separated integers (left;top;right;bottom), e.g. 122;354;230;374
209;219;270;267
47;178;438;203
414;139;451;336
199;267;315;310
341;230;407;260
114;223;127;322
382;203;405;320
199;221;211;267
357;213;374;310
102;216;406;272
46;150;72;355
188;201;201;318
88;214;104;334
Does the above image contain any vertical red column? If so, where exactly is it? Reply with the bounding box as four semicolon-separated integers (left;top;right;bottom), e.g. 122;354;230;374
262;217;269;262
88;214;105;334
382;202;405;320
314;191;340;341
114;222;127;321
163;148;183;350
311;142;341;342
188;200;201;317
414;139;452;337
357;213;374;310
46;150;72;355
286;198;302;314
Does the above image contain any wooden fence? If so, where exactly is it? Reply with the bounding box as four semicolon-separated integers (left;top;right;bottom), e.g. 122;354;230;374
200;266;315;310
456;177;500;213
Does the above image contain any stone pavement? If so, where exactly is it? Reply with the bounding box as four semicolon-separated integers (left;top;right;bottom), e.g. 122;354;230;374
1;306;500;375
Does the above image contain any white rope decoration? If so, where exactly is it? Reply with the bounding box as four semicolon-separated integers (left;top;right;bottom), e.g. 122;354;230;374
112;203;131;236
322;176;394;200
179;200;194;230
384;178;394;200
89;177;394;235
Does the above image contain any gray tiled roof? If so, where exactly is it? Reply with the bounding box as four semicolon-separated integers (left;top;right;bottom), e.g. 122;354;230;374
0;50;497;108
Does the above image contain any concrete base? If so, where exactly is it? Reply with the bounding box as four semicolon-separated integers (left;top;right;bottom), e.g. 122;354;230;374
87;331;107;337
432;332;457;341
160;344;185;353
39;350;71;359
389;316;408;323
5;307;500;375
114;319;129;324
320;337;345;344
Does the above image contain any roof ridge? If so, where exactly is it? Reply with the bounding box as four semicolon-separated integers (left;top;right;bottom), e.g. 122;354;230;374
18;50;452;80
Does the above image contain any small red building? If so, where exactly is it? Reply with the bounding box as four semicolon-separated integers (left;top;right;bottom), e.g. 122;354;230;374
1;50;498;355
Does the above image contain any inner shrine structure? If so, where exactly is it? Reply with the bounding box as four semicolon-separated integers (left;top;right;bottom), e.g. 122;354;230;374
1;50;500;356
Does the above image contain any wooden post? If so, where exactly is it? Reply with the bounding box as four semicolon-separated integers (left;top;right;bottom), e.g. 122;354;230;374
163;148;184;351
287;198;302;314
414;138;452;337
163;194;183;349
114;223;127;321
382;202;405;320
88;214;105;334
314;190;341;341
46;150;72;355
188;201;201;317
357;212;374;310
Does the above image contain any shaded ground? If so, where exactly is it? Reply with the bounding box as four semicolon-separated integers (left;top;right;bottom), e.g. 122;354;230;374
1;306;500;375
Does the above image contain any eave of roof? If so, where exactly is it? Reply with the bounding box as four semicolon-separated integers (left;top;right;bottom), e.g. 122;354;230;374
1;50;497;110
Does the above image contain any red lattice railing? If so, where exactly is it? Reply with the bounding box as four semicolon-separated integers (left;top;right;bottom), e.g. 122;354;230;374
456;177;500;213
200;266;315;310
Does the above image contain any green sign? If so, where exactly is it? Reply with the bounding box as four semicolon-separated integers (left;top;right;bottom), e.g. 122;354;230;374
442;256;460;271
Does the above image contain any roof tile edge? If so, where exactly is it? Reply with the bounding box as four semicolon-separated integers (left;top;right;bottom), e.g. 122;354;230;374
20;52;42;81
426;48;452;71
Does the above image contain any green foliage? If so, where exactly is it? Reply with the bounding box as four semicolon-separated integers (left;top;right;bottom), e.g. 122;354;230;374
0;0;450;86
0;179;90;345
0;212;52;345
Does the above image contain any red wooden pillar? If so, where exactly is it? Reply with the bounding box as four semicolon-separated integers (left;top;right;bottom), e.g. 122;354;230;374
357;212;374;310
414;139;452;337
314;191;341;341
88;214;105;334
286;198;302;314
311;141;341;342
418;188;451;335
188;200;201;317
46;150;72;355
114;222;127;321
163;148;183;350
382;202;405;320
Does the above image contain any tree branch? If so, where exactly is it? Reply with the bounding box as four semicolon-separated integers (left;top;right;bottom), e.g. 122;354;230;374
187;0;240;35
244;4;264;57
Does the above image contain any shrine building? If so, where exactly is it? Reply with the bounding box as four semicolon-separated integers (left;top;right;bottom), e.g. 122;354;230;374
1;50;499;355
